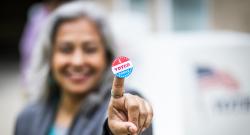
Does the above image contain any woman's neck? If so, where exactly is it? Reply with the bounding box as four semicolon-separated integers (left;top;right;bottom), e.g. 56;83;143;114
55;91;85;127
60;92;84;114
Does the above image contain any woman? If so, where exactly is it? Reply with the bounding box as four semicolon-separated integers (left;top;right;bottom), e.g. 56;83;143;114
15;2;153;135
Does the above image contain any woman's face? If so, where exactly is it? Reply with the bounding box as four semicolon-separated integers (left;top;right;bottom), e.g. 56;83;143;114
52;17;107;95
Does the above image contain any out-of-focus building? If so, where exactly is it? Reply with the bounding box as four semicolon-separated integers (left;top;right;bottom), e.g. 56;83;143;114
92;0;250;33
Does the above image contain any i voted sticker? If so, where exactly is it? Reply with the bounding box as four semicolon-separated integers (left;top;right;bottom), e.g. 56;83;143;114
112;56;133;78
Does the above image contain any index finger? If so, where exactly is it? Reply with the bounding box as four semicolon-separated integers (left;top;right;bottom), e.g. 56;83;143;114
111;77;125;98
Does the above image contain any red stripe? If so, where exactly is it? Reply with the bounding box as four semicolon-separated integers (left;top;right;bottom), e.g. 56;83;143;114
112;56;129;66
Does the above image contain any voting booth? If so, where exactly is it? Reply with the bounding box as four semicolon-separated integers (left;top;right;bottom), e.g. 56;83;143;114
118;32;250;135
179;32;250;135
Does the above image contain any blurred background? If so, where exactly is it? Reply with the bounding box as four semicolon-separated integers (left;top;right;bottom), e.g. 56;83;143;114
1;0;250;135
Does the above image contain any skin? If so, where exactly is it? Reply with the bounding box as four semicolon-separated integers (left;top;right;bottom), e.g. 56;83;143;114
51;17;153;134
108;77;153;135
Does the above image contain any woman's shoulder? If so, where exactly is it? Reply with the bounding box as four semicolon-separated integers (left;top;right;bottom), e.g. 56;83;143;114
15;102;45;135
15;102;48;128
17;102;44;119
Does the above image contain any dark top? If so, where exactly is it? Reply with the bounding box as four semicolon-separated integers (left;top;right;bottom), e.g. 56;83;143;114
15;89;153;135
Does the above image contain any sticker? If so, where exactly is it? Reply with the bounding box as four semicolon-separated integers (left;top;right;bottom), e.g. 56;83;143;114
111;56;133;78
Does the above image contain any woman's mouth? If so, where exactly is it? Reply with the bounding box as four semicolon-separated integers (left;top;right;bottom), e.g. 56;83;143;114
66;70;92;84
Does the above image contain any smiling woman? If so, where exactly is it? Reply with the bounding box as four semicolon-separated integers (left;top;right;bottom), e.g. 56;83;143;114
52;17;107;96
15;1;153;135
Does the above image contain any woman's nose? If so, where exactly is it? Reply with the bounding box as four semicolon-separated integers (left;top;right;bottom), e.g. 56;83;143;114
71;49;85;66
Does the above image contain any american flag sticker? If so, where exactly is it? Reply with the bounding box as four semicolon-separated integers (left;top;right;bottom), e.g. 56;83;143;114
196;66;239;91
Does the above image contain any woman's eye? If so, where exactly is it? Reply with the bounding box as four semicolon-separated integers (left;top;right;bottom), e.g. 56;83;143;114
83;42;98;54
58;43;73;54
85;46;97;54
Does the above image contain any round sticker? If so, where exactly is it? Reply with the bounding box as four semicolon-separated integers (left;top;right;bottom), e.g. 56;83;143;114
111;56;133;78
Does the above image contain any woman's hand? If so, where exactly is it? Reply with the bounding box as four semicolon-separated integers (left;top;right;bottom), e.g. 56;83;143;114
108;77;153;135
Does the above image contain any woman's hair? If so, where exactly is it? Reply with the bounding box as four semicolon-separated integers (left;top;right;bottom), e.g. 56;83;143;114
27;1;116;102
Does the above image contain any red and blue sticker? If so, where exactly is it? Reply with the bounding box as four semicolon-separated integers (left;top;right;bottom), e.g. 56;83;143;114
112;56;133;78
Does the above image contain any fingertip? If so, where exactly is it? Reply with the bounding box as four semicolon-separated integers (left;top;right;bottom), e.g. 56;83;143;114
128;122;137;133
142;127;146;132
129;126;137;133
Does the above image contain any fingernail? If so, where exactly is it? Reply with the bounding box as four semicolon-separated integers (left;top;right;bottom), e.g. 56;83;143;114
142;127;146;132
128;126;133;133
129;126;136;133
